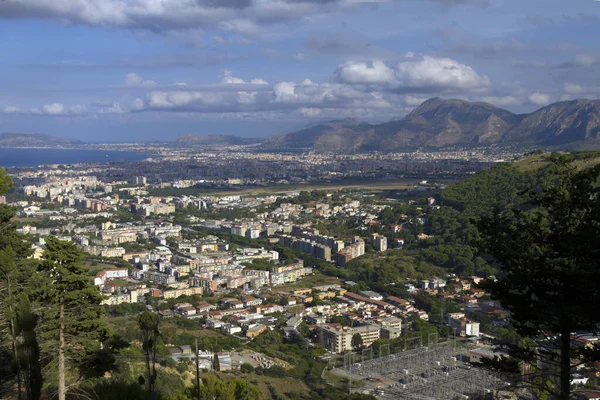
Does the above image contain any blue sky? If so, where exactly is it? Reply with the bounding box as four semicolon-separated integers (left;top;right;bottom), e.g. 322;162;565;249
0;0;598;142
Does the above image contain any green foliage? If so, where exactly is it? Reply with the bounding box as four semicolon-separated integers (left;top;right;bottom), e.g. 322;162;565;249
477;156;600;399
351;333;363;351
0;168;13;194
440;162;539;214
37;237;109;388
345;248;445;290
413;292;460;322
240;362;254;373
155;370;186;399
182;373;261;400
242;258;274;271
105;302;148;316
80;378;149;400
138;311;161;398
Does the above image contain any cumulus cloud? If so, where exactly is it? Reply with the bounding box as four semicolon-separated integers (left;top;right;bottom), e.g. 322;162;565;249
221;69;268;85
97;102;123;114
139;75;396;117
300;107;321;117
3;106;20;113
477;95;520;107
333;60;396;84
2;103;86;116
395;54;490;91
1;54;534;122
0;0;482;39
557;54;598;69
42;103;65;115
131;98;145;110
95;54;500;121
0;0;355;37
333;55;489;92
528;92;551;106
564;83;583;94
125;73;157;87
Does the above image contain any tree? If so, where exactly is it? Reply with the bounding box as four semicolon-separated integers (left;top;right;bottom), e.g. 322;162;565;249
351;333;363;352
240;363;254;374
37;237;108;400
0;171;41;400
477;157;600;400
138;311;160;400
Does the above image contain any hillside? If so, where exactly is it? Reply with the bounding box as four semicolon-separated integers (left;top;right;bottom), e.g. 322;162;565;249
265;98;600;153
0;133;82;147
503;99;600;146
263;117;368;150
439;151;600;214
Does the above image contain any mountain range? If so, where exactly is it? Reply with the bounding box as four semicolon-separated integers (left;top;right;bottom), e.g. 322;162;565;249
0;133;82;148
263;98;600;152
2;98;600;152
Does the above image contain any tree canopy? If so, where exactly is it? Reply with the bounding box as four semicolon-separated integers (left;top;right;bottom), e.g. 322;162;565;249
478;155;600;400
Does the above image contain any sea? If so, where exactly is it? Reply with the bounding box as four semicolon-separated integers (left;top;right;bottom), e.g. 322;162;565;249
0;148;152;168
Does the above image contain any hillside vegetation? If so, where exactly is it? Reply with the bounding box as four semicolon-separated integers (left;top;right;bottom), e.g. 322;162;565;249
440;151;600;214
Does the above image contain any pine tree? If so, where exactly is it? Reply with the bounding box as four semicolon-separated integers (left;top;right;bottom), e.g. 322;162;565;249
478;156;600;400
37;237;108;400
138;311;160;400
0;169;41;400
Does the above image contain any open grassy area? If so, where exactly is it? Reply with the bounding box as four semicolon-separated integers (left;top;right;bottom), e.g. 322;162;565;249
82;261;121;277
210;371;310;399
514;151;600;173
106;315;229;339
513;153;550;172
323;369;366;389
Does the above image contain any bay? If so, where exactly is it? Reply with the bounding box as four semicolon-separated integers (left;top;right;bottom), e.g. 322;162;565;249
0;148;152;167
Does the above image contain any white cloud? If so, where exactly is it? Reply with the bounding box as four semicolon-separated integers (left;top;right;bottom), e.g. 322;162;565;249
477;95;520;106
394;54;490;90
221;69;268;85
300;107;321;117
528;92;551;106
332;55;490;92
404;95;429;106
2;103;86;116
564;83;583;94
3;106;20;113
573;54;596;67
42;103;65;115
221;69;246;84
131;98;145;110
333;60;396;84
1;53;527;122
0;0;379;38
125;73;157;87
98;102;123;114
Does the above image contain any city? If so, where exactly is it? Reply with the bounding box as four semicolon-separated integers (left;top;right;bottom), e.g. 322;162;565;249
1;0;600;399
2;145;600;399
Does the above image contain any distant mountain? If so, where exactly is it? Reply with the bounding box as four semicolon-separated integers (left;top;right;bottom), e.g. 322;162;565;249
0;133;82;148
502;99;600;147
265;98;600;153
174;134;264;147
262;118;369;150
